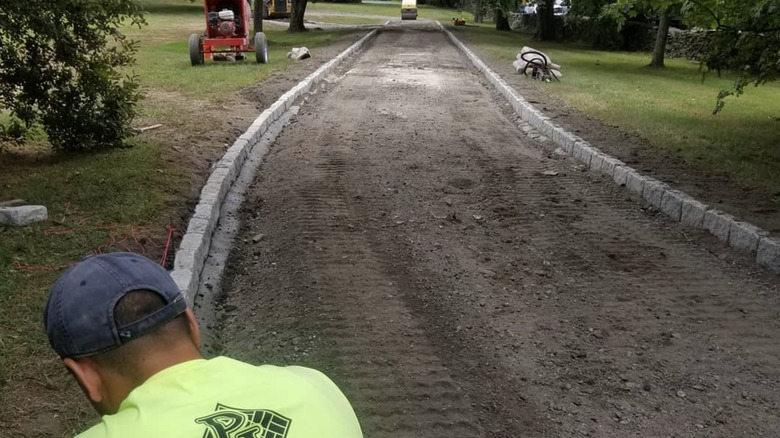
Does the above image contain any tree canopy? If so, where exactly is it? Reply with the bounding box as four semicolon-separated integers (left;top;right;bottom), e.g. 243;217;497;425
0;0;145;151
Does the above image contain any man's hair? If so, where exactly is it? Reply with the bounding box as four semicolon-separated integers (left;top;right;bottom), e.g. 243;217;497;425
92;290;191;379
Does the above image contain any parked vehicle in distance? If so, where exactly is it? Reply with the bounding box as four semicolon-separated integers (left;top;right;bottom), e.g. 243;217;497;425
519;0;568;16
401;0;417;20
188;0;268;66
263;0;291;19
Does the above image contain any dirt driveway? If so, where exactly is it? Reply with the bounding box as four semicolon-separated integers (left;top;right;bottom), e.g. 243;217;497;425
215;26;780;437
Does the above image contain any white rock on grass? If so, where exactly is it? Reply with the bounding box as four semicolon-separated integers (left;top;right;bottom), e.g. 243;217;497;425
287;47;311;60
0;205;48;226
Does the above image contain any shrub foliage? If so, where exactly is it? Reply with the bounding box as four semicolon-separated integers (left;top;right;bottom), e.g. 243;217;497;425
0;0;145;151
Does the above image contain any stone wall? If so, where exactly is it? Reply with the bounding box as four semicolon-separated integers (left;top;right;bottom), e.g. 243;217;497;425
558;16;714;61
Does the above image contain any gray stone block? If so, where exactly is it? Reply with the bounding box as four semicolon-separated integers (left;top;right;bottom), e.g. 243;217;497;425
199;181;222;204
703;209;735;243
527;110;542;128
282;92;293;110
578;144;594;168
0;205;48;226
589;152;605;173
560;133;574;154
642;178;669;209
178;232;207;256
268;102;283;120
186;217;212;236
561;132;578;153
206;167;232;199
624;170;647;197
216;150;240;175
599;156;624;178
512;100;523;116
612;165;632;186
228;138;249;156
193;202;220;225
541;122;556;139
570;141;584;160
757;237;780;274
211;164;235;188
659;189;686;222
175;232;210;274
170;268;196;305
508;89;522;103
258;110;273;130
173;248;196;272
227;143;249;168
729;221;767;254
680;198;709;229
238;132;253;144
527;110;542;129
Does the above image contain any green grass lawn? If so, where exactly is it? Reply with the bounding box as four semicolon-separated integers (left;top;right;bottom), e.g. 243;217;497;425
456;26;780;195
129;1;359;98
307;0;476;22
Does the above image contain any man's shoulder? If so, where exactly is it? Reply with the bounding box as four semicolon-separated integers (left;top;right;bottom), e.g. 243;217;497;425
74;357;362;438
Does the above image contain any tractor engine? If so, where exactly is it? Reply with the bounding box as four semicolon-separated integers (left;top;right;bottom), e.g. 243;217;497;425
208;9;237;36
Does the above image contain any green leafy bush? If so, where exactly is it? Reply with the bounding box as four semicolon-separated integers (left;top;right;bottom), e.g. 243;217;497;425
0;0;145;151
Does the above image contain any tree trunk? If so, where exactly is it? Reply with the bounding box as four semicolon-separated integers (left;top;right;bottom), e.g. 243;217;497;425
253;0;263;34
537;0;556;41
495;7;510;31
650;10;671;68
473;0;483;23
289;0;308;33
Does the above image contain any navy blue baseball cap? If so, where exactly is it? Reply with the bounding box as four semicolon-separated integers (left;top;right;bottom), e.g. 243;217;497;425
44;252;187;358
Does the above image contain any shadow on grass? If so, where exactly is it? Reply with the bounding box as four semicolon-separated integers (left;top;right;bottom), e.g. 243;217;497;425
0;138;143;173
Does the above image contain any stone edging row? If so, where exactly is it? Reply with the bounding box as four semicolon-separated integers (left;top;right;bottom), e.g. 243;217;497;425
438;22;780;274
170;29;380;302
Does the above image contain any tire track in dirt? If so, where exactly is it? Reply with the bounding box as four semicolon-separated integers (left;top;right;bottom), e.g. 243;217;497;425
218;26;780;438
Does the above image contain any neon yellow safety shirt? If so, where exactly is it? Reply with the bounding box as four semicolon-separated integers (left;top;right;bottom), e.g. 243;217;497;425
76;356;363;438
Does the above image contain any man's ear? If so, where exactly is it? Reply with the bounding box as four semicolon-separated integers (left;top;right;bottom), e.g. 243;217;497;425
184;308;201;348
63;357;105;405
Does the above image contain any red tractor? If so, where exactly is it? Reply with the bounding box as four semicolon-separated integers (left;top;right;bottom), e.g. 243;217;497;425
189;0;268;66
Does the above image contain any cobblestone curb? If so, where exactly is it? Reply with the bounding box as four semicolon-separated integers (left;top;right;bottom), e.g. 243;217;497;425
170;29;380;303
439;23;780;274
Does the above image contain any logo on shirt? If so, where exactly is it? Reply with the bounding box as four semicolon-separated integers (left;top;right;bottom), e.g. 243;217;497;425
196;404;291;438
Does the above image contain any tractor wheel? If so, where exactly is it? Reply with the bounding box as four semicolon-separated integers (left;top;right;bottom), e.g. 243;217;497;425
254;32;268;64
262;4;269;19
189;34;204;66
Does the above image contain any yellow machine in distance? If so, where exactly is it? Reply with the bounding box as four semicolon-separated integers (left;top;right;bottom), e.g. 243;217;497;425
263;0;291;19
401;0;417;20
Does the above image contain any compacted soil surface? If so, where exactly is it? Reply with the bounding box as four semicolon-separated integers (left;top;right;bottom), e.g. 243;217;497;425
214;25;780;437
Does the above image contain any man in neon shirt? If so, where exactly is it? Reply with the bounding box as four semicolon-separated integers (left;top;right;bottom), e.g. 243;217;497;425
44;252;363;438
